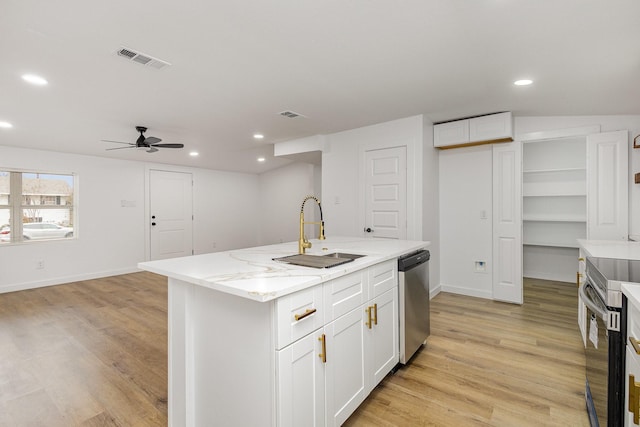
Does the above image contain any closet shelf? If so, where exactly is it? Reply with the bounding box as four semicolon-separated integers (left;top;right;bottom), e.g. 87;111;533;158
523;241;580;249
523;215;586;223
523;167;586;174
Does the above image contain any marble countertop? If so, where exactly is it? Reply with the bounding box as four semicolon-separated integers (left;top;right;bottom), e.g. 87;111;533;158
578;239;640;260
622;283;640;313
138;236;430;302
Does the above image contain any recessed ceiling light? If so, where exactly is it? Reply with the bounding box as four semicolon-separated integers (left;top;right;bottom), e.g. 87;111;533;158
514;79;533;86
0;121;13;129
22;74;48;86
253;133;264;139
257;157;266;162
189;151;199;157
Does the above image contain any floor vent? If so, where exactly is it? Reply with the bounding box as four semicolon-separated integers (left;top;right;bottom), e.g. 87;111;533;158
279;110;305;119
117;47;171;70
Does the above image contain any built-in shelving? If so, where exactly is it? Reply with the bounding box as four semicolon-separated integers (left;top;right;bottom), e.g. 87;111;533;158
522;135;587;282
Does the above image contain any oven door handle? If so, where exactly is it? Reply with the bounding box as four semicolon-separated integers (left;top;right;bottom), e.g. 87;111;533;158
579;282;607;322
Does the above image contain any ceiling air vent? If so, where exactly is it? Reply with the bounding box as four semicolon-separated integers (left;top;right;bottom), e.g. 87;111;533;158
279;110;305;119
117;47;171;70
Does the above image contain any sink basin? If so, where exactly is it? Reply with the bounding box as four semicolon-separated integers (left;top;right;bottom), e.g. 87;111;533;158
273;253;363;269
323;252;365;260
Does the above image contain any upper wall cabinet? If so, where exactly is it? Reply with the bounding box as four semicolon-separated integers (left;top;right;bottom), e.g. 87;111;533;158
434;112;513;149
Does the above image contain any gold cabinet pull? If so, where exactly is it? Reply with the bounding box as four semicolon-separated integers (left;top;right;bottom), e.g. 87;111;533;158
365;306;372;329
631;337;640;355
372;303;378;326
318;334;326;363
576;272;583;288
630;374;640;424
294;308;316;321
578;257;585;262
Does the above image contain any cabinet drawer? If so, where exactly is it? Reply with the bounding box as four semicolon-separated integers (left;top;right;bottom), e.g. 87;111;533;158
369;259;397;298
323;270;368;324
275;286;324;350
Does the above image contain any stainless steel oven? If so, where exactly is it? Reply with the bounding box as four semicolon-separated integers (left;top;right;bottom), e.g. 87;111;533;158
581;257;632;426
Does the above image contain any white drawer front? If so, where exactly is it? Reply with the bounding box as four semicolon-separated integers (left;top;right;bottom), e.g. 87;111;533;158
369;259;397;298
276;286;324;350
323;270;368;324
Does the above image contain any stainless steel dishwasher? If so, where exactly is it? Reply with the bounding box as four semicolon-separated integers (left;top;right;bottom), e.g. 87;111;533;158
398;249;430;364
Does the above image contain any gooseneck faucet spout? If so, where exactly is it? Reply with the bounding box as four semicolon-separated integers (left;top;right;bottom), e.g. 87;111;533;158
299;195;326;254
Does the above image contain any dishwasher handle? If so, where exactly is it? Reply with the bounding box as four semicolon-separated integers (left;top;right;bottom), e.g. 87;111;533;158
398;250;430;272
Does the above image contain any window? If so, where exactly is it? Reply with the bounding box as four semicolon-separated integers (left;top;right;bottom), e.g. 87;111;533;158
0;171;75;244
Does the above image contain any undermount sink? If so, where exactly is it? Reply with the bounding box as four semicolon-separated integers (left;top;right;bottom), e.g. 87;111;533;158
322;252;366;260
273;252;365;269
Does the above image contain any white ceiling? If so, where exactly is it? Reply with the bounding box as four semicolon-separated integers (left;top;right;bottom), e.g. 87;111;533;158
2;0;640;174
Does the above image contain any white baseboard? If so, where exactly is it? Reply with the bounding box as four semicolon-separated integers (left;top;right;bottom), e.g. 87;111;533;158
0;267;141;294
439;282;493;300
429;283;441;299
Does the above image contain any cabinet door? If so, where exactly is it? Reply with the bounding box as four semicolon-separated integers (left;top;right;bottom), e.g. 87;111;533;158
626;345;640;426
469;112;512;143
325;307;368;427
367;287;399;389
277;331;325;427
433;119;469;147
587;130;628;240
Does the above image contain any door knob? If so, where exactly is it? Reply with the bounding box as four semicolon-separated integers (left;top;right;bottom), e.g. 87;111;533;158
364;227;373;233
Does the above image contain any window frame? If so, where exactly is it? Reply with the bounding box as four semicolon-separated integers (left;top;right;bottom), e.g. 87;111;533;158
0;169;77;244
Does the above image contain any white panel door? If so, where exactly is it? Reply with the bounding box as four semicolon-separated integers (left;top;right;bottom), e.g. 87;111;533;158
364;147;407;239
587;130;628;240
493;142;523;304
150;170;193;260
277;331;325;427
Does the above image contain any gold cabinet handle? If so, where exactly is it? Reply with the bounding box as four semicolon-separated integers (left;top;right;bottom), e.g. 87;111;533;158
372;303;378;326
576;272;583;288
631;337;640;355
365;306;372;329
578;257;585;262
294;308;316;321
318;334;326;363
630;374;640;424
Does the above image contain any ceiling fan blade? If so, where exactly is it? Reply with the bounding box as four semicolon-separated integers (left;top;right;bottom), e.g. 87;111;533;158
145;136;162;144
146;147;159;153
151;143;184;148
105;146;135;151
101;139;133;145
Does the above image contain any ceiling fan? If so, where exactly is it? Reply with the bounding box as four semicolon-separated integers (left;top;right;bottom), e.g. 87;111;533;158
102;126;184;153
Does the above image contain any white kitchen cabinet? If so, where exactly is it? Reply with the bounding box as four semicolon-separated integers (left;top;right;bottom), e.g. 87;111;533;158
434;112;512;149
278;259;399;427
277;331;326;427
626;287;640;425
368;287;399;386
325;305;369;426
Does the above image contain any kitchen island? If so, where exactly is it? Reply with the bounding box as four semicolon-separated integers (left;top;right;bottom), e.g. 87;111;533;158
139;236;429;427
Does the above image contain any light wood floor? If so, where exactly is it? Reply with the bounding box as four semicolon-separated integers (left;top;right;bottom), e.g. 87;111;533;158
0;274;589;426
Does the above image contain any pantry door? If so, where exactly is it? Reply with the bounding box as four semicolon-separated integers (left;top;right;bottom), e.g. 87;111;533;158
363;146;407;239
149;169;193;260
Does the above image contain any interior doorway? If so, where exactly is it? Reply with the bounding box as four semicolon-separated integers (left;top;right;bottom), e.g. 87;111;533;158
149;169;193;261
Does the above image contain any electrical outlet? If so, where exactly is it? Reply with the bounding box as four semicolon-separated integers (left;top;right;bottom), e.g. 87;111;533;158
36;259;44;270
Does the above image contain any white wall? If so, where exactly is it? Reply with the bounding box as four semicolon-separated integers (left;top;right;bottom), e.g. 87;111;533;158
322;115;424;241
439;145;493;298
0;146;263;292
258;162;318;245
